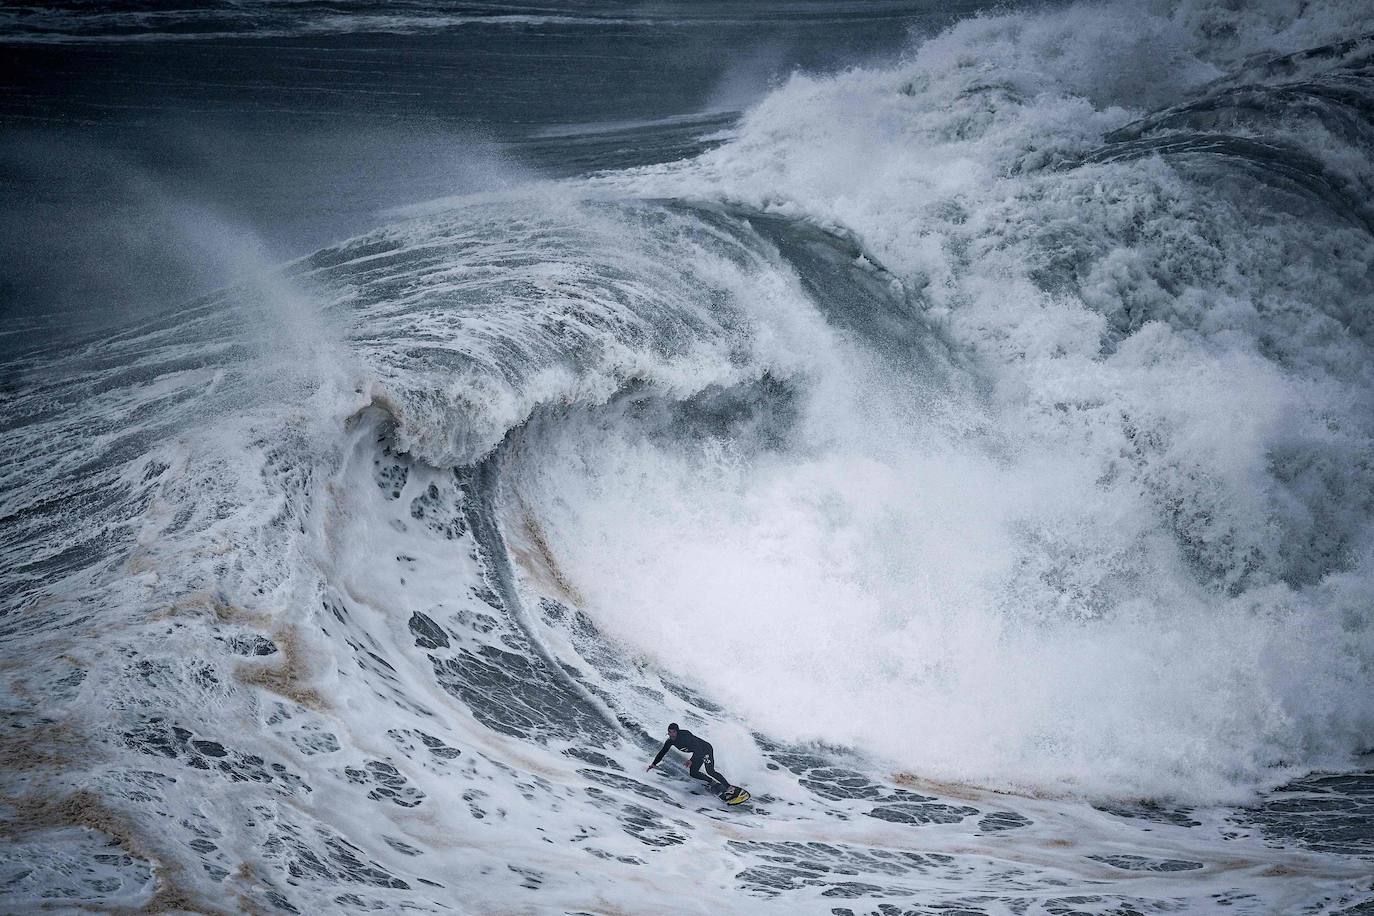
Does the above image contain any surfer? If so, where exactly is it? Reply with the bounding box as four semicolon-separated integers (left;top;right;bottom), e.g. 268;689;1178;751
646;723;743;800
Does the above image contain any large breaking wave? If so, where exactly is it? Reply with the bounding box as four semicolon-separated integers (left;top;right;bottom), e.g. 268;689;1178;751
3;1;1373;912
575;0;1374;802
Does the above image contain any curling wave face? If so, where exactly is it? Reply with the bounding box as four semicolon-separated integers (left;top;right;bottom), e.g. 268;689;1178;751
566;0;1374;801
3;1;1374;912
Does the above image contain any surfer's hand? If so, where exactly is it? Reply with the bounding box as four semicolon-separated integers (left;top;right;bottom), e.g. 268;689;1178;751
646;764;655;771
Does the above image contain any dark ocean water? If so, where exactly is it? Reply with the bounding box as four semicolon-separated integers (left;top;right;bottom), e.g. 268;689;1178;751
0;0;989;342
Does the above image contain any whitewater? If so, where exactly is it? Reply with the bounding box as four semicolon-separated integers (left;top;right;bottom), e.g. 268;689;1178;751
2;1;1373;913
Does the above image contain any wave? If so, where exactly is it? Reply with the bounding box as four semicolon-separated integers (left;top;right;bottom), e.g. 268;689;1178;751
4;0;1374;911
572;0;1374;799
0;0;936;44
0;7;636;44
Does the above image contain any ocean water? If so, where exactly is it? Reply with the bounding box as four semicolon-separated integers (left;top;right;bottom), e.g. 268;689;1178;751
2;1;1374;913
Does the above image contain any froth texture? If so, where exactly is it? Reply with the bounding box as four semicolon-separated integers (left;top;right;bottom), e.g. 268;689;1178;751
546;0;1374;800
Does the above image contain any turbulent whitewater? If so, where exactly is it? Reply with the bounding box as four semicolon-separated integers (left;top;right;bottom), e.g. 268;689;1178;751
3;1;1374;913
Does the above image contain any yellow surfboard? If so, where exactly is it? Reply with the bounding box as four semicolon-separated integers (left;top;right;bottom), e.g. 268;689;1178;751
725;788;751;805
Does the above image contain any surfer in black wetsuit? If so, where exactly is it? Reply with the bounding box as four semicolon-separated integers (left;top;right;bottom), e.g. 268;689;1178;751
646;723;736;796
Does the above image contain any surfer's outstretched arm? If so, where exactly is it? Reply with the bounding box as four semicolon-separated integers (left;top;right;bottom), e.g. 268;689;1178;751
647;738;673;770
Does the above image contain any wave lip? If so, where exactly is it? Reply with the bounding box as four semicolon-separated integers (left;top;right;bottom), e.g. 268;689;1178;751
293;194;830;467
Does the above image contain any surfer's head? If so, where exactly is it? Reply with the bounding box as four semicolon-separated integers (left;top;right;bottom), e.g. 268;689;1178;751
667;723;679;737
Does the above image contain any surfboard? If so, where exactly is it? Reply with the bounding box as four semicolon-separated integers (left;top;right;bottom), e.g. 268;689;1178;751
721;786;750;805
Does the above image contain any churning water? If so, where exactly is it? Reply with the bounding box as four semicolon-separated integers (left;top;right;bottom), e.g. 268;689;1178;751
3;2;1373;913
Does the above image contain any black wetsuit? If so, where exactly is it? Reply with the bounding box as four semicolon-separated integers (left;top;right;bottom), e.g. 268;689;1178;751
651;729;731;790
